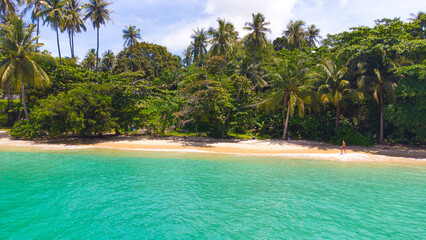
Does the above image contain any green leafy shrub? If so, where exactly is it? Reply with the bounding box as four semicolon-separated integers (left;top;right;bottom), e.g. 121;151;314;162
9;120;44;139
329;126;373;146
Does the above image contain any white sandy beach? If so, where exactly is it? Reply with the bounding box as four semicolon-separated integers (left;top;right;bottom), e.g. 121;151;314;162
1;131;425;164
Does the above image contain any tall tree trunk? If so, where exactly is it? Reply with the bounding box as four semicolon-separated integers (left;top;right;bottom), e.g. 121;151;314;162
336;100;340;128
95;26;100;72
20;80;29;120
281;91;290;140
56;24;62;65
379;90;384;144
251;45;257;85
68;30;73;59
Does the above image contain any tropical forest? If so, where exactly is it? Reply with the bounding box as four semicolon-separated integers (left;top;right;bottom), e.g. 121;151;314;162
0;0;425;146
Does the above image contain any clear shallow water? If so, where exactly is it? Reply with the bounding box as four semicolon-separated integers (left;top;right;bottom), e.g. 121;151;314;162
0;150;425;239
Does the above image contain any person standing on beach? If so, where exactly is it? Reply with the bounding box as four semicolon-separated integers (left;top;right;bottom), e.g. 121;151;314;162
341;140;346;155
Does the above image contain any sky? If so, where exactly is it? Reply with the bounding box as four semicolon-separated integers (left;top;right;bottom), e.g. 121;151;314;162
30;0;426;60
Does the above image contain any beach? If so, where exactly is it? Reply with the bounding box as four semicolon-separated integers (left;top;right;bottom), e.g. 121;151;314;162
1;131;425;164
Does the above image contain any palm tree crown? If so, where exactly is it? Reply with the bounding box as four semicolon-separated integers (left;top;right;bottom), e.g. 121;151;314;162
190;27;209;66
283;20;307;50
208;18;238;57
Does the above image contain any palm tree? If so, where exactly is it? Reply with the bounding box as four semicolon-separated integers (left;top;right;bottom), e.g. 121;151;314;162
208;18;238;57
101;49;114;71
40;0;66;65
122;25;141;72
0;13;51;120
182;46;192;67
283;20;306;50
208;18;238;81
82;48;97;71
0;0;15;16
190;28;209;66
18;0;43;47
306;24;322;47
84;0;113;73
62;0;86;59
243;13;271;85
358;53;397;144
317;57;362;128
266;57;311;140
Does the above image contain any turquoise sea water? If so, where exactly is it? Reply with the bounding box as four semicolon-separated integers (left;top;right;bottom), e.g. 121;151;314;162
0;150;425;239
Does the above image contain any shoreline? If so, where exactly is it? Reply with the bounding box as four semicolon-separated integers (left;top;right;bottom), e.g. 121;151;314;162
1;131;425;164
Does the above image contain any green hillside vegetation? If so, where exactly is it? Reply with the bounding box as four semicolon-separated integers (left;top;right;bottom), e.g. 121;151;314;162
1;2;425;146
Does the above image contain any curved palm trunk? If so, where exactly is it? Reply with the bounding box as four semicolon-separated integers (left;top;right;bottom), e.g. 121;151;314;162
281;91;290;140
56;24;62;65
95;26;100;72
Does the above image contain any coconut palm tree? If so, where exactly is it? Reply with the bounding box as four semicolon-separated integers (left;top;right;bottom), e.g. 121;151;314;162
243;13;271;85
62;0;86;59
84;0;113;73
0;13;51;120
0;0;15;16
82;48;97;71
101;49;114;71
18;0;43;47
358;51;397;144
317;57;362;128
265;57;312;140
208;18;238;57
208;18;238;81
306;24;322;47
122;25;141;72
283;20;306;50
190;28;209;67
40;0;66;65
182;46;192;67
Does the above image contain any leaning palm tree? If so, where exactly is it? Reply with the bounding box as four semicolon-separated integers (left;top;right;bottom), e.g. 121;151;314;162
283;20;306;50
101;49;114;71
318;57;362;128
40;0;66;65
243;12;271;85
62;0;86;59
84;0;113;73
0;13;51;120
265;57;313;140
18;0;43;46
122;25;141;72
190;28;209;67
306;24;322;47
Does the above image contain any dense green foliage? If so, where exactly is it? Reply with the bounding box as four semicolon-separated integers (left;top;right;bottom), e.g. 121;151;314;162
1;2;425;145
